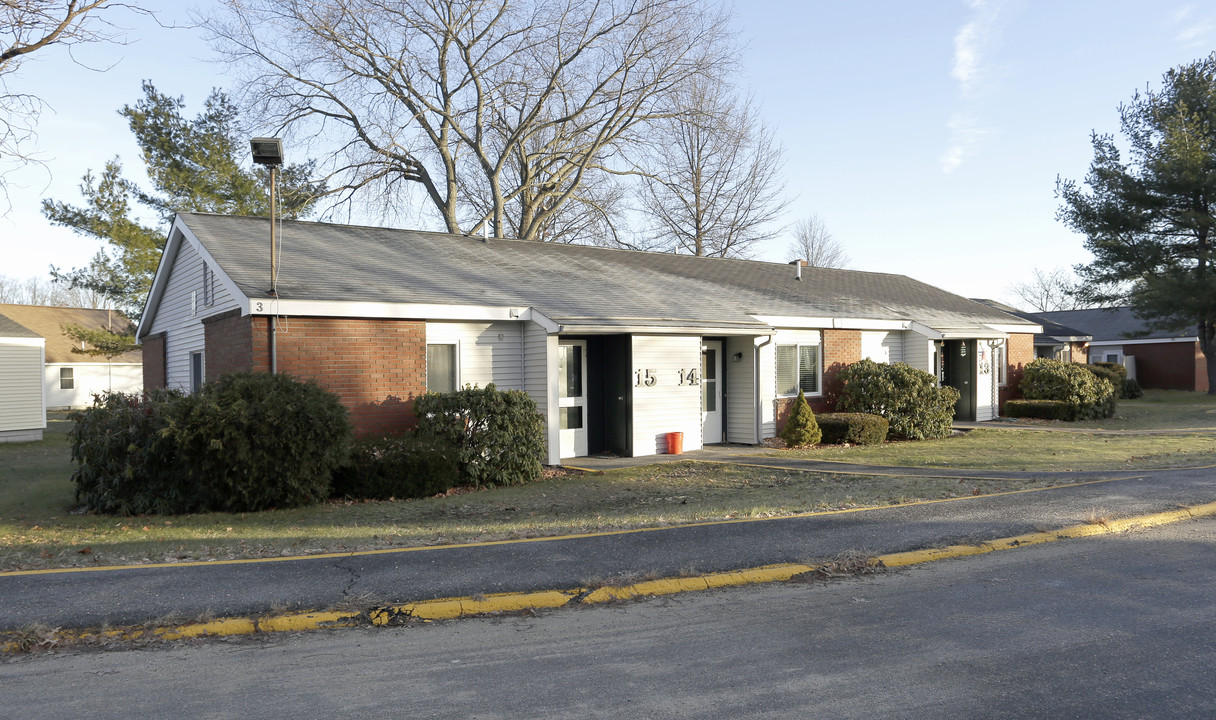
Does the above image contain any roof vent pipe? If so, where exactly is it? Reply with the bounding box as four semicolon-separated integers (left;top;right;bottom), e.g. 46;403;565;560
790;259;802;281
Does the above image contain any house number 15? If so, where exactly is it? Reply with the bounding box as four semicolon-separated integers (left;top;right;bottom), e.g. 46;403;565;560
635;369;657;387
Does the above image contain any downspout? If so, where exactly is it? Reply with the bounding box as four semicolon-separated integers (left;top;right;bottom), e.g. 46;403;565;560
754;334;773;443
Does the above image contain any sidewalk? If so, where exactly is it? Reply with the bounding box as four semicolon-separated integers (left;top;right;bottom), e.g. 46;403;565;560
4;455;1215;634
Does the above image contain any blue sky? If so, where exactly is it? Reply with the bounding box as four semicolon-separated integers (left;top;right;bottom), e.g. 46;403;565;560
2;1;1213;305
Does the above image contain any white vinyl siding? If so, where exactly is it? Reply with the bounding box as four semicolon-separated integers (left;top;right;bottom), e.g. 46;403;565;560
522;322;559;465
900;330;934;376
425;321;524;390
725;335;758;444
44;363;142;409
861;330;902;364
148;240;240;391
631;335;703;456
0;340;46;433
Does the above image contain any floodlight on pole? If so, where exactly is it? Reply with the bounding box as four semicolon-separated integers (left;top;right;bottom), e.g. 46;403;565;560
251;137;284;373
250;138;284;295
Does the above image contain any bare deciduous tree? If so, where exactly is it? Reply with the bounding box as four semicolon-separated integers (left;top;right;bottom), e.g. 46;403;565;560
1;1;144;207
636;77;787;257
1007;267;1088;312
0;272;110;307
201;0;734;241
788;214;849;268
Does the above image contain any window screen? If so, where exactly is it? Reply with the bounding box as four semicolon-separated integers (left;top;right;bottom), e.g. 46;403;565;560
60;367;74;390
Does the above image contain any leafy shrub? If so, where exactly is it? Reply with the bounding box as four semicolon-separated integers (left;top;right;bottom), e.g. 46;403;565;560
1019;358;1116;420
1123;377;1144;399
69;389;198;515
176;372;352;512
780;389;822;446
1088;361;1127;388
816;413;889;445
414;383;546;487
1004;399;1072;421
332;435;458;500
835;359;961;440
70;373;352;514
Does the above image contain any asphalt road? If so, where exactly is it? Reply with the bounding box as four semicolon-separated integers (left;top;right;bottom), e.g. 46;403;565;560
3;463;1216;630
5;512;1216;718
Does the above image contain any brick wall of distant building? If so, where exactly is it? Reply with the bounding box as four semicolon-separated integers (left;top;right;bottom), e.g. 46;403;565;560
1125;341;1207;392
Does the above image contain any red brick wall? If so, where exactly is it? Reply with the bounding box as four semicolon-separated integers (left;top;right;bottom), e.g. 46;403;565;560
998;333;1035;410
203;310;253;379
244;316;427;436
142;332;166;390
775;329;862;430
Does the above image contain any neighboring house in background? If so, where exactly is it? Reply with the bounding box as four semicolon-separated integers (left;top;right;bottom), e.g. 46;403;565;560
973;300;1092;363
0;313;46;442
0;304;143;410
137;213;1041;464
1030;307;1209;393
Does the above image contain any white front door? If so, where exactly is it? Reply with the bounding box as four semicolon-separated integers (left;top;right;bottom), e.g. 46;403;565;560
558;340;588;458
702;341;723;444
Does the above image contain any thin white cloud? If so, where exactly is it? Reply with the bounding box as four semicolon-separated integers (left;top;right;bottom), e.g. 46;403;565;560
940;114;992;174
951;0;1003;96
1168;3;1212;46
943;0;1004;173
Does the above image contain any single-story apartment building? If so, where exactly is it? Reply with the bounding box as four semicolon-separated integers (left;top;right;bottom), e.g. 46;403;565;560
137;213;1040;464
0;313;46;442
0;303;143;410
1030;307;1209;393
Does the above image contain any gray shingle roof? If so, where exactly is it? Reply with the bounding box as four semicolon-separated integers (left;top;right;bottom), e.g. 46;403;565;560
0;304;139;362
180;213;1036;331
971;301;1091;342
1032;307;1195;343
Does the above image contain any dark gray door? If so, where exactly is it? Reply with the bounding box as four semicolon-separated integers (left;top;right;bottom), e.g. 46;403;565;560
943;340;976;421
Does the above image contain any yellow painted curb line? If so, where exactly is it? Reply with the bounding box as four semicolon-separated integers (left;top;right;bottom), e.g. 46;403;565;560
8;500;1216;653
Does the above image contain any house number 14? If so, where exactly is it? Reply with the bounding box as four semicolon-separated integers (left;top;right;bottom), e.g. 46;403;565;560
634;368;700;387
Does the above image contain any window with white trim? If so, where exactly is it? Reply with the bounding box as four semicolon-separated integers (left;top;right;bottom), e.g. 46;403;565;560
776;344;821;396
426;343;457;393
60;367;74;390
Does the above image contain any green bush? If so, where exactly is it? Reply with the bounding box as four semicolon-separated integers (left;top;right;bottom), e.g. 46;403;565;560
69;389;198;515
1019;358;1117;420
1123;377;1144;399
1003;399;1073;421
69;373;352;515
414;383;546;487
835;359;961;440
332;435;458;500
816;413;889;445
177;372;353;512
780;389;822;447
1088;361;1127;387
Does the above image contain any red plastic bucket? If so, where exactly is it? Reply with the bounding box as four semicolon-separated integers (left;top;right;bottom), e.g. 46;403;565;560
666;431;684;455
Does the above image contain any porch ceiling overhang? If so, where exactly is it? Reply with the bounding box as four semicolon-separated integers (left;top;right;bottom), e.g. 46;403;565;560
909;321;1023;340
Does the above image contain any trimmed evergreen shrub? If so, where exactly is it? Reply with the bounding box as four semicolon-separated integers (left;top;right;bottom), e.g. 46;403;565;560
1019;358;1117;420
1088;361;1127;388
1004;399;1073;421
1123;377;1144;399
69;389;198;515
69;373;353;515
780;389;822;447
414;383;546;487
835;359;960;440
816;412;889;445
177;372;353;512
332;435;459;500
